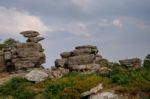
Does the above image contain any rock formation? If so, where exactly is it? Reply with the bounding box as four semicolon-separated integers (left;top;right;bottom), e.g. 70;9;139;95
0;30;45;72
119;58;141;68
0;51;5;71
54;45;102;72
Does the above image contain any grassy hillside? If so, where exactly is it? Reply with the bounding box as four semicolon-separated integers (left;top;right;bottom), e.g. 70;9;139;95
0;65;150;99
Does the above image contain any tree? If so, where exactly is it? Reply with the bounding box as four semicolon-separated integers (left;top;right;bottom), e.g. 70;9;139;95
143;54;150;69
0;38;19;50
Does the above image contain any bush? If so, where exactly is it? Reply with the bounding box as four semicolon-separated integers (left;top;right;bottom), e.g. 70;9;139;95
144;60;150;69
0;77;36;99
108;65;150;94
44;72;105;99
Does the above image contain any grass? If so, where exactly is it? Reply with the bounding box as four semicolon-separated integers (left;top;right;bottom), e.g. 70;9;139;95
0;77;36;99
0;66;150;99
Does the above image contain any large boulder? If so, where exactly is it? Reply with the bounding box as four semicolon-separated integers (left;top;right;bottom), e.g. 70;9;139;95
60;52;71;58
67;54;96;66
119;58;141;68
25;69;48;82
55;59;67;67
71;48;98;56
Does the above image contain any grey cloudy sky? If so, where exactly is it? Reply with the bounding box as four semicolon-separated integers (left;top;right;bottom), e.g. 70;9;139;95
0;0;150;67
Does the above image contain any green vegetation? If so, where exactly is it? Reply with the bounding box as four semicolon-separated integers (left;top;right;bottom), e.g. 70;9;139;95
144;60;150;69
108;65;150;94
44;72;110;99
0;77;36;99
0;65;150;99
0;38;18;50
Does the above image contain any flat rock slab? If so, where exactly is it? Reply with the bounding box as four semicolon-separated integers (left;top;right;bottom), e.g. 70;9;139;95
20;30;39;37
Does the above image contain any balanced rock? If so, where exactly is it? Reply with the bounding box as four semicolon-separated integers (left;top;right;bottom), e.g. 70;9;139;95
119;58;141;68
20;30;39;37
0;30;45;72
27;37;45;43
25;69;48;82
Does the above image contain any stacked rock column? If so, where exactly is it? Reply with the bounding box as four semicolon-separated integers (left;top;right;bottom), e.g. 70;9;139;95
55;45;102;72
12;31;45;70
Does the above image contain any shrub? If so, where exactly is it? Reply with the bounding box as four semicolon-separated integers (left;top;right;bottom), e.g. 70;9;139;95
44;72;105;99
0;77;36;99
144;60;150;69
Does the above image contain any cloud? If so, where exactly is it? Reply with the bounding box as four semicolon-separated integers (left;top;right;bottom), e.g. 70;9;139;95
0;6;49;34
70;0;98;12
112;19;122;28
49;21;91;38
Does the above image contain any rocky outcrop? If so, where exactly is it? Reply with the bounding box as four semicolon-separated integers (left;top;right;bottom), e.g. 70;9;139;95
119;58;141;68
54;45;102;72
0;30;45;72
48;45;103;79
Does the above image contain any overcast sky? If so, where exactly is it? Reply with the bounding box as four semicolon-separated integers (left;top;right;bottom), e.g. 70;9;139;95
0;0;150;67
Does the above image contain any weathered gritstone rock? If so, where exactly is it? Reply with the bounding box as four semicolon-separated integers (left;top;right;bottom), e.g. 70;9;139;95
54;45;104;73
0;30;45;72
70;64;100;72
25;69;48;82
119;58;141;68
81;83;103;98
49;67;69;79
67;54;96;66
20;30;39;37
75;45;97;49
89;91;119;99
81;84;120;99
55;59;67;67
27;37;44;43
13;31;45;69
0;51;5;68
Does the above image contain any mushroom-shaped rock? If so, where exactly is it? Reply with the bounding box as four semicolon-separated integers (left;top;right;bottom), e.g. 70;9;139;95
27;37;45;43
20;30;40;37
25;69;48;82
